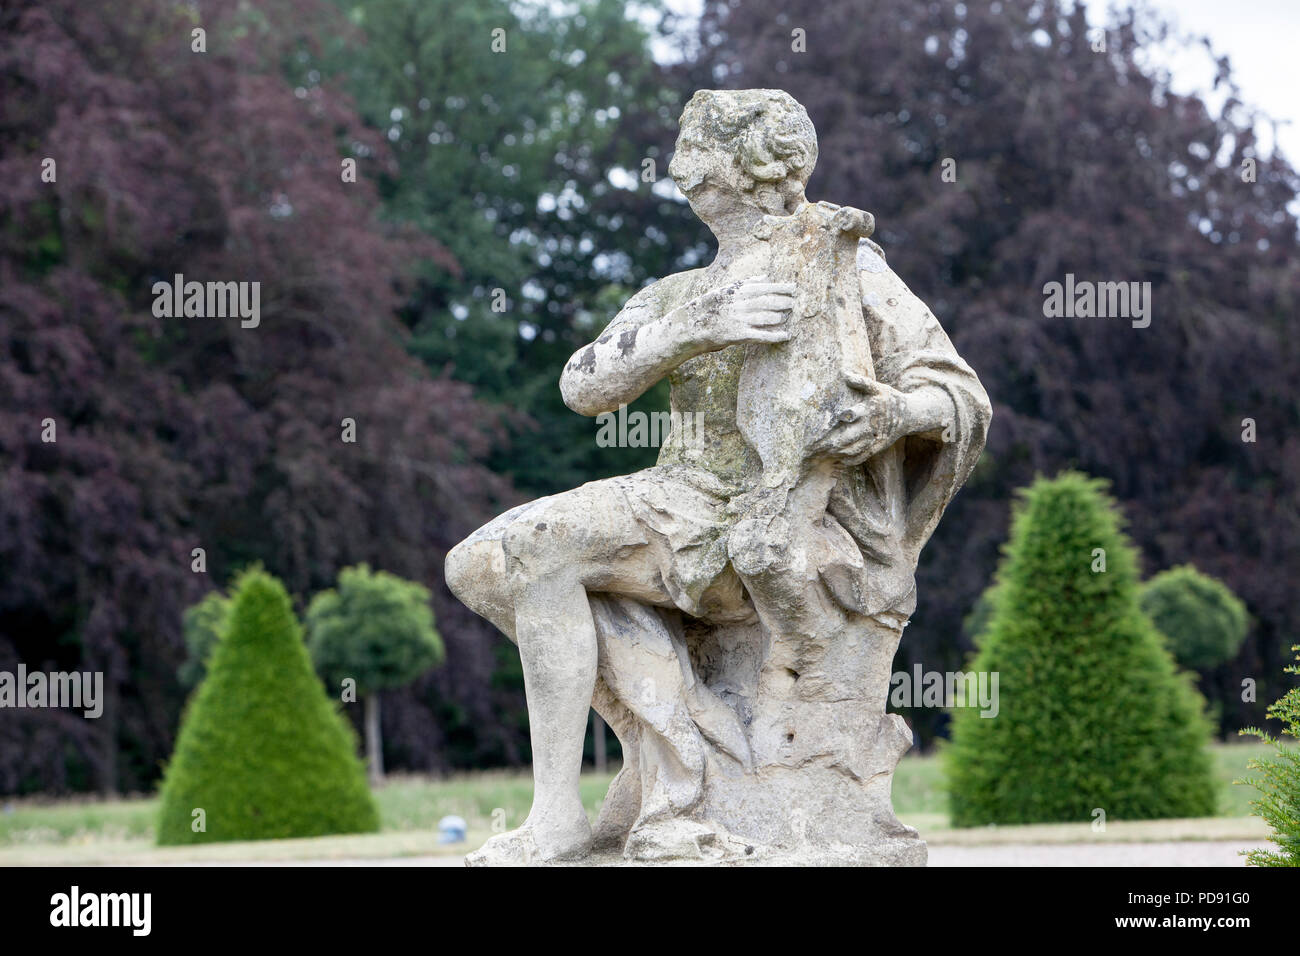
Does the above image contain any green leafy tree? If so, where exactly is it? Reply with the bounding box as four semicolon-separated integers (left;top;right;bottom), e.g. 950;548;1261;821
286;0;699;772
306;565;445;784
157;569;378;844
947;472;1217;826
1141;565;1249;673
1237;646;1300;866
178;592;231;691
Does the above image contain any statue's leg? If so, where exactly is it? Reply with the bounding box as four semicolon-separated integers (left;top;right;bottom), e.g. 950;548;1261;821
505;555;600;860
447;481;681;862
588;597;705;821
449;531;644;851
588;659;643;851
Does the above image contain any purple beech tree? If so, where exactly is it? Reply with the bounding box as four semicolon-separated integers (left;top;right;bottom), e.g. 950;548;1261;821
0;0;509;793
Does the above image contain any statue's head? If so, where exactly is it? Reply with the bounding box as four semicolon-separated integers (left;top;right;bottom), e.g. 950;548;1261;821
669;89;818;222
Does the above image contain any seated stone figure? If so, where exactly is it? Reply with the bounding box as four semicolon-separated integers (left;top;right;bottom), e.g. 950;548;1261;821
446;88;991;865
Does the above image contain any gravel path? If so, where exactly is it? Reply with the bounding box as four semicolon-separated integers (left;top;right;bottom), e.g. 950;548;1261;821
230;840;1268;866
927;841;1264;867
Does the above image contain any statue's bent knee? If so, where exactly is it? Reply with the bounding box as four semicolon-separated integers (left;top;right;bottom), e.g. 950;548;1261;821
444;538;478;604
499;513;566;586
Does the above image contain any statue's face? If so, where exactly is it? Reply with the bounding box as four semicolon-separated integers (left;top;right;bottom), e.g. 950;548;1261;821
668;123;718;194
669;119;751;227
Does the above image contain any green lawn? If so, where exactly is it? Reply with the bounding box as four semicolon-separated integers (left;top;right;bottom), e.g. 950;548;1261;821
0;769;619;850
0;740;1284;856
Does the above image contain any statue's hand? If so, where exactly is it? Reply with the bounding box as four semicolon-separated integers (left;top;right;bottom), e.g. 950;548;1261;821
687;277;796;350
811;382;911;466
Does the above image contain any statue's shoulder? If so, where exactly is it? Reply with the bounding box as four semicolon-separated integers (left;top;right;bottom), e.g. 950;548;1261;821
855;241;958;357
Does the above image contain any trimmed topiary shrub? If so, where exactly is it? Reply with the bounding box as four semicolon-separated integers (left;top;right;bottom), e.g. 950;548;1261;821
946;472;1217;826
962;583;998;646
157;568;379;845
1237;645;1300;867
1140;564;1249;674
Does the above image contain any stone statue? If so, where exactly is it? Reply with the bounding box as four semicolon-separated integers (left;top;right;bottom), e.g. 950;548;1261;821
446;89;991;865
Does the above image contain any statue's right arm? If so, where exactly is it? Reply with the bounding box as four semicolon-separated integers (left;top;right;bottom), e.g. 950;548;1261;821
559;272;706;417
561;272;797;416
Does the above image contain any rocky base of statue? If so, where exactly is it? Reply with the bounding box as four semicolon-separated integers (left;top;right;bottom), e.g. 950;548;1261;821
467;568;927;867
490;826;927;868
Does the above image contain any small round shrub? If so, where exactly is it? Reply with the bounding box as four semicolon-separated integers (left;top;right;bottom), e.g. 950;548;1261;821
1140;564;1249;674
178;590;230;690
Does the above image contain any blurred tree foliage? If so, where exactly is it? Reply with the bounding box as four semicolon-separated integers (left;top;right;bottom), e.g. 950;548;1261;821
312;0;709;494
1141;565;1249;674
688;0;1300;744
179;591;231;692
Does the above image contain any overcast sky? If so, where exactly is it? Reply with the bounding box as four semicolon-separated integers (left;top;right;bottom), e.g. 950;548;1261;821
1118;0;1298;162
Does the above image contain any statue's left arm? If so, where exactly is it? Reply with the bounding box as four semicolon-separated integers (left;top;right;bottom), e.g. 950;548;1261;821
858;247;991;549
817;239;991;565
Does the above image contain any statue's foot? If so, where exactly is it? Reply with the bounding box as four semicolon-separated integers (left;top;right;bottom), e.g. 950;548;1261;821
465;805;592;867
624;818;720;862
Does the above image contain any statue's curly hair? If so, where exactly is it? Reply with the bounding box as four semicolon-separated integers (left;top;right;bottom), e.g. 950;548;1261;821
680;89;818;212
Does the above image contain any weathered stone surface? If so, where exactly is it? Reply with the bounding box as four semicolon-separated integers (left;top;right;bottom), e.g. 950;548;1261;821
445;88;990;866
